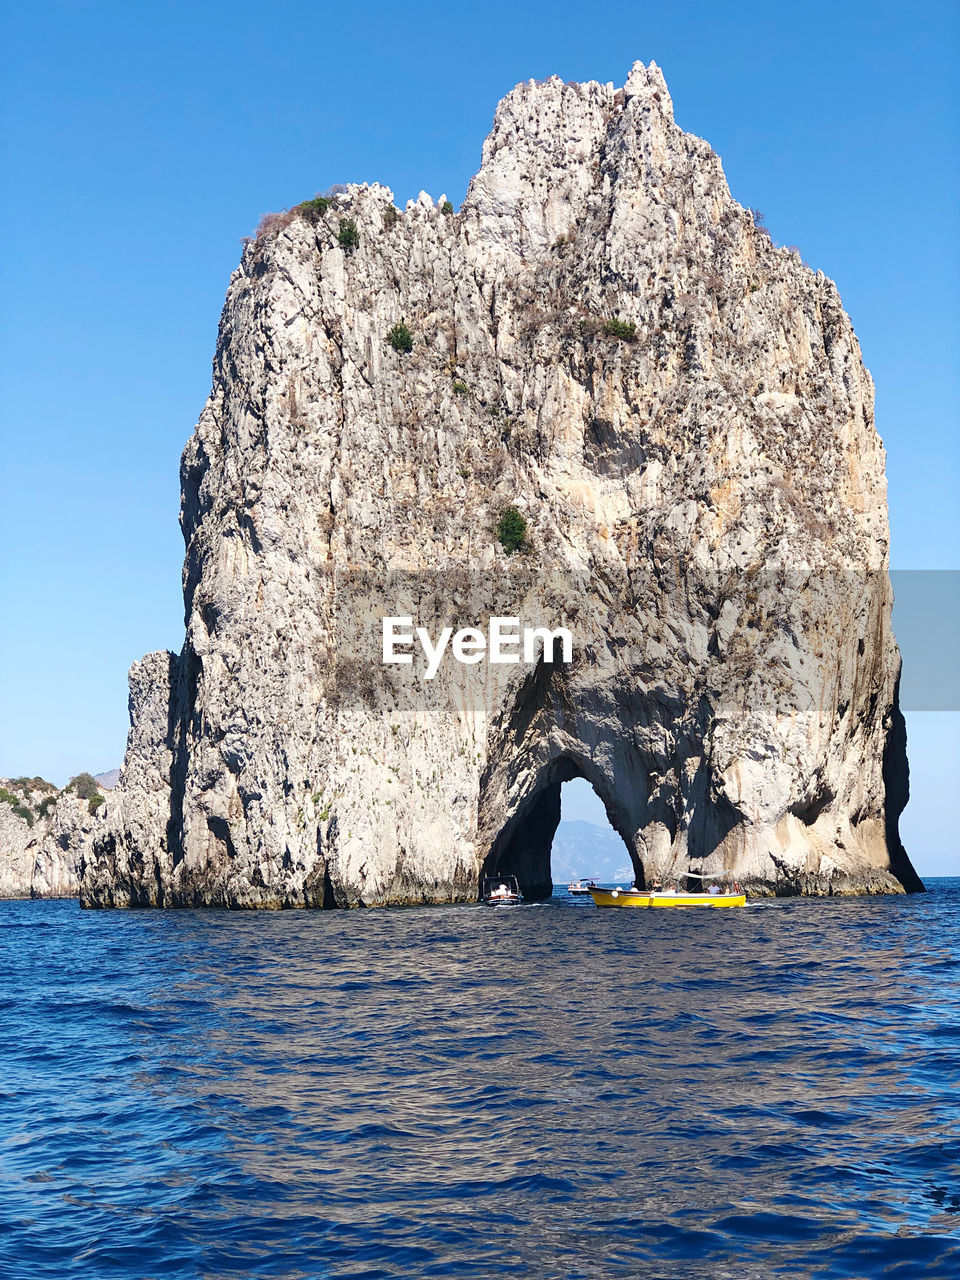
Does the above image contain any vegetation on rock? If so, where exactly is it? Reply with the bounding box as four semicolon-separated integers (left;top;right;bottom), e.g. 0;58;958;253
67;772;101;800
11;775;56;793
386;322;414;354
496;506;528;555
294;196;331;223
0;788;34;827
602;317;638;341
253;210;295;239
338;218;360;252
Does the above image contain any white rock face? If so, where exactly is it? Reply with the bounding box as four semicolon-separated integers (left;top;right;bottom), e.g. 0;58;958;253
79;63;921;907
0;778;95;899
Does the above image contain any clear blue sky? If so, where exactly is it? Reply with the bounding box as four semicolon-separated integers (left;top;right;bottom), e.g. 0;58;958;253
1;1;957;873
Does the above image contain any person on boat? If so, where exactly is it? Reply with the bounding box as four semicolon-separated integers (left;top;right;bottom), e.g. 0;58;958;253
708;882;722;894
651;877;663;891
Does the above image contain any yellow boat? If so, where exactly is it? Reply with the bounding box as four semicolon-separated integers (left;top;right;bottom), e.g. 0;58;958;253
588;887;745;909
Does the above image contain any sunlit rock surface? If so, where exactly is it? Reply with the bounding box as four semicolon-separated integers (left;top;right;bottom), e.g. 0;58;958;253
79;63;921;907
0;778;96;899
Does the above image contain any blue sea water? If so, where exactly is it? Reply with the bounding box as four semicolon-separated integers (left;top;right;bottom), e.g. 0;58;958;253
2;882;959;1280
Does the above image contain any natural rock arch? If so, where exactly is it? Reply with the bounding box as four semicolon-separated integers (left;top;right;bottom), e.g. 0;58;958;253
475;655;748;901
480;755;636;901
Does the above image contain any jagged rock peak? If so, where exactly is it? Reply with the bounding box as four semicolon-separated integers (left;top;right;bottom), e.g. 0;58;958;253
464;61;687;258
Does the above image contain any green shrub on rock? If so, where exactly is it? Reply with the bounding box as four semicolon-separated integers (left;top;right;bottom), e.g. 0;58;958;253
294;196;331;223
338;217;360;252
67;772;100;800
441;201;454;216
496;506;528;555
386;323;414;354
602;317;638;342
0;788;34;827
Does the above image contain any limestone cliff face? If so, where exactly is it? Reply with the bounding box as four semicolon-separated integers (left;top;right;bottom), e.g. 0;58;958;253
80;63;922;907
0;778;94;899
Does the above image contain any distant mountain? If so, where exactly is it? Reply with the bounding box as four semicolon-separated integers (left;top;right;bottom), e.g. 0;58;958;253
551;820;634;883
94;769;120;790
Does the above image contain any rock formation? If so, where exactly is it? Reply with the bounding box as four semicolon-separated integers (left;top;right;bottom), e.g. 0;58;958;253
79;62;922;907
0;777;99;899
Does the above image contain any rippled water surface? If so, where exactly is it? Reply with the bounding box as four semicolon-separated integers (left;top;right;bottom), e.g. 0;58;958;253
2;882;960;1279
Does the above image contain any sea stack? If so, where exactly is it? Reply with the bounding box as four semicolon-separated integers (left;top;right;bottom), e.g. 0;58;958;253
79;62;922;907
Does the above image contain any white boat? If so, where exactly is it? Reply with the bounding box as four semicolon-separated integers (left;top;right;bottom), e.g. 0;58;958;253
567;878;598;895
482;875;523;906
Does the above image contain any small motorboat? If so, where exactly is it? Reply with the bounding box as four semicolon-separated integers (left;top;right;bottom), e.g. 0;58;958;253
567;878;598;895
482;875;523;906
589;885;745;909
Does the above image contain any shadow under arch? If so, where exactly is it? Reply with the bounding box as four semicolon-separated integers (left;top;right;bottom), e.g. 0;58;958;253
480;753;640;901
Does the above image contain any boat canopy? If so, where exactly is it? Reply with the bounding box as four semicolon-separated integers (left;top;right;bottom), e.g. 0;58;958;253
482;874;520;891
675;870;738;881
